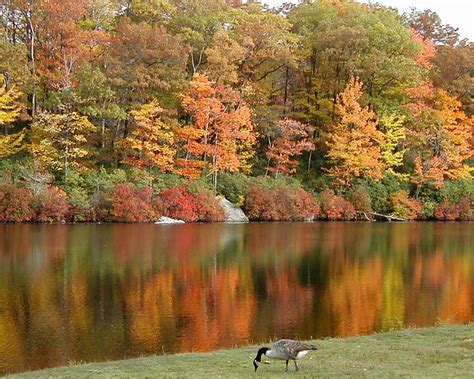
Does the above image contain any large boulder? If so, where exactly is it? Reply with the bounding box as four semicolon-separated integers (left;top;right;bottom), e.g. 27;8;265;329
219;197;249;223
155;216;185;224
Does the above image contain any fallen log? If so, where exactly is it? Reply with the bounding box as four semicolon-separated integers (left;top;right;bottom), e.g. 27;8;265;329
368;212;406;222
357;211;373;221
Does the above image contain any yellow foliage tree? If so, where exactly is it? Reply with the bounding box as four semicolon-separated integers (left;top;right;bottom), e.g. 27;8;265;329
30;112;96;180
379;114;407;179
121;100;176;172
0;78;24;158
0;80;21;132
326;77;385;186
0;130;25;158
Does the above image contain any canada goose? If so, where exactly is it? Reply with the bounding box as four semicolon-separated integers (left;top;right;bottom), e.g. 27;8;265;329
253;339;319;372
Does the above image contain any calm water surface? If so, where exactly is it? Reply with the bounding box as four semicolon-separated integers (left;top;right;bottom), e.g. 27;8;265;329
0;222;473;374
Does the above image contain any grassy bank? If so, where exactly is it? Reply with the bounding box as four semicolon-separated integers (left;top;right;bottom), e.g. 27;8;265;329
9;324;474;378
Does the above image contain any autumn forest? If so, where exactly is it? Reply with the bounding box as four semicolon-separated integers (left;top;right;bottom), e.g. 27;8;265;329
0;0;472;223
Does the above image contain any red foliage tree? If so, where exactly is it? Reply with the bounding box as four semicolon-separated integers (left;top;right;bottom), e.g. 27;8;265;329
111;184;156;223
266;119;314;177
0;184;35;222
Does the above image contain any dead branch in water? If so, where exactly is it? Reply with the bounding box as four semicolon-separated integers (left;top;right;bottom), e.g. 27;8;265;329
357;211;406;222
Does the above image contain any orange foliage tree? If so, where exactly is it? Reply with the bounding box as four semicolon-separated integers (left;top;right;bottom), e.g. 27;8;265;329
178;74;256;190
33;0;106;89
405;29;472;195
266;119;314;177
326;77;385;186
407;86;473;195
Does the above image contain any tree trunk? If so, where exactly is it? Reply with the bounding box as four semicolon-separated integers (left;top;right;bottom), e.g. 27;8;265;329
283;65;289;115
24;11;36;117
307;149;313;172
101;118;106;149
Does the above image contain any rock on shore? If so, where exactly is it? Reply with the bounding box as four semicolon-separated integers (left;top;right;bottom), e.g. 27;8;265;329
219;198;249;223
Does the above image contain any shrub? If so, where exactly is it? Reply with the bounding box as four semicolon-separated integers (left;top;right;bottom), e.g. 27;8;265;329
84;168;128;195
348;185;372;213
458;196;473;220
217;172;251;205
437;179;474;204
66;187;93;222
434;196;473;221
159;185;199;222
153;172;186;193
420;198;436;220
357;174;403;214
244;185;279;221
279;187;320;221
126;167;154;188
196;190;225;222
90;192;111;222
244;184;318;221
390;191;421;220
111;184;156;222
35;186;70;223
434;200;460;221
0;184;35;222
318;190;356;220
63;170;93;222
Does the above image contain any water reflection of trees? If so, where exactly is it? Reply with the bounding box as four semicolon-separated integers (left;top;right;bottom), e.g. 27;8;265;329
0;222;472;374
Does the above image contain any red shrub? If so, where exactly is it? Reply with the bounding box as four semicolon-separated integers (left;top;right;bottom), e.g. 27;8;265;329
67;206;94;222
244;185;318;221
244;185;279;221
36;186;70;223
390;191;421;220
319;190;356;220
434;196;473;221
111;184;156;222
294;188;320;220
0;184;35;222
159;185;199;222
278;187;319;221
196;190;225;222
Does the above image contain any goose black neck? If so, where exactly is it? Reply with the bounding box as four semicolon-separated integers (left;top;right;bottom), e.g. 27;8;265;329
255;347;269;362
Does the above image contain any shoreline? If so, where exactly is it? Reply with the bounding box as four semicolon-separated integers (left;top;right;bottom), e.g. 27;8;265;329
8;323;474;378
1;219;473;225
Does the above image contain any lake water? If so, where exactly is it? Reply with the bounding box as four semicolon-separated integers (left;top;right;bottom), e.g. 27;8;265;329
0;222;473;374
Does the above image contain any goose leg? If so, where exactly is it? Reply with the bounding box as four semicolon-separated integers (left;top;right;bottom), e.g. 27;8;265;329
285;360;289;372
294;360;299;371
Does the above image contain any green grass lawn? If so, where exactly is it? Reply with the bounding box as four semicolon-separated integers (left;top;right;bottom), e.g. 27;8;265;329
9;323;474;378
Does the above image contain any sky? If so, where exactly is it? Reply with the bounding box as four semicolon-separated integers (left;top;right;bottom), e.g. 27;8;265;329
264;0;474;41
